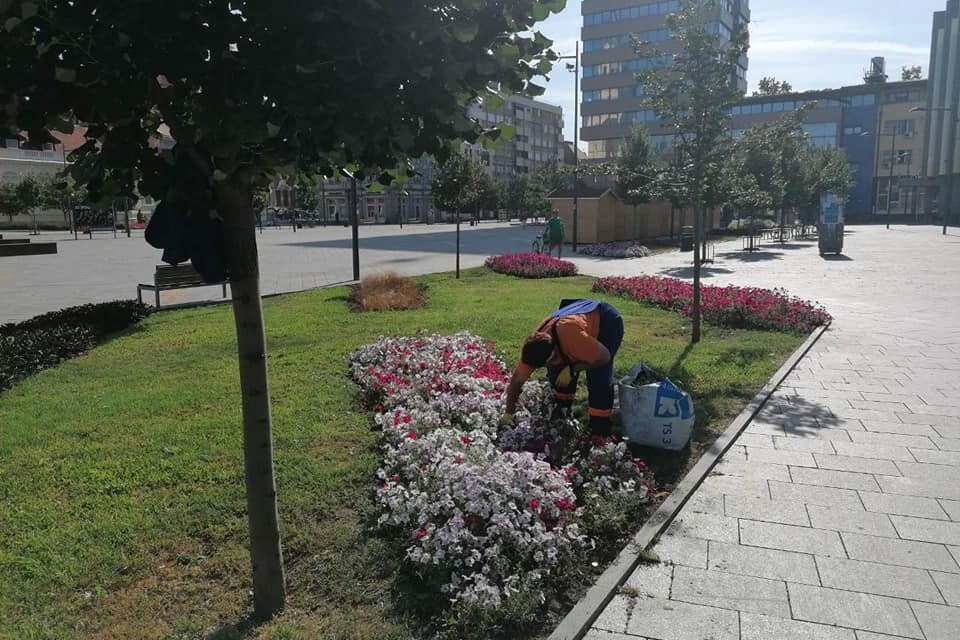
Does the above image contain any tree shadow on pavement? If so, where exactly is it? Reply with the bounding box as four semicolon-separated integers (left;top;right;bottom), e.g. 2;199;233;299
765;241;816;250
657;265;734;279
820;254;853;261
717;250;783;262
756;393;841;436
278;227;531;256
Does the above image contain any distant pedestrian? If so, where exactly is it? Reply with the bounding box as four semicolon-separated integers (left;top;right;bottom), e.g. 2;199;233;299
545;210;565;258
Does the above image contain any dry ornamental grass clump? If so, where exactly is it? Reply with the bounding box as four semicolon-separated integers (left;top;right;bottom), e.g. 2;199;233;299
356;272;427;312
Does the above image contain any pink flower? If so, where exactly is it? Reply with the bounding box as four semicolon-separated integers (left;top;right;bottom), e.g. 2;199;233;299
406;432;417;440
454;455;465;463
485;253;578;279
528;498;540;511
414;529;428;539
460;436;473;445
592;275;830;334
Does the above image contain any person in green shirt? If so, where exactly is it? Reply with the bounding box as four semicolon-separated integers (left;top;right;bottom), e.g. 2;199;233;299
544;210;565;258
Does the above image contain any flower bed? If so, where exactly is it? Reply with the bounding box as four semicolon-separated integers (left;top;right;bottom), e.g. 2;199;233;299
593;276;831;334
0;300;150;391
577;242;651;259
348;332;648;615
485;252;577;278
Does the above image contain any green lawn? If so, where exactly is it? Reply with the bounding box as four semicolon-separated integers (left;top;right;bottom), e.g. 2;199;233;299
0;269;803;639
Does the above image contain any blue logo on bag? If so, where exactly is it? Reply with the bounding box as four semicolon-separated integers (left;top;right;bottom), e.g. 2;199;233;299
654;381;693;420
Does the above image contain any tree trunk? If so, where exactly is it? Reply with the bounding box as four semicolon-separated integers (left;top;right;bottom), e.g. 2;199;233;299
455;210;461;279
216;181;286;620
692;200;703;344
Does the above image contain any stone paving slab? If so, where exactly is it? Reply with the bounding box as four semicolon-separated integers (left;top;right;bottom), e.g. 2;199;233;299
787;583;923;639
739;612;855;640
582;227;960;639
707;540;820;585
0;223;532;322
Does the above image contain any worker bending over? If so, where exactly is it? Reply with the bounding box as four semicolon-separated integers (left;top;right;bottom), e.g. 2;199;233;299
501;299;624;436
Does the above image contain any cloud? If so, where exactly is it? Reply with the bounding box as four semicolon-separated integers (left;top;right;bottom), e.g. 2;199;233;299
751;38;930;58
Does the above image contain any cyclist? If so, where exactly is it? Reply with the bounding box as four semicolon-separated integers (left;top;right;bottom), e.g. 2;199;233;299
544;210;565;257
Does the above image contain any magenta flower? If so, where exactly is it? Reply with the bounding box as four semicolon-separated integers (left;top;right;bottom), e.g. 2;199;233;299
485;252;578;279
593;275;831;334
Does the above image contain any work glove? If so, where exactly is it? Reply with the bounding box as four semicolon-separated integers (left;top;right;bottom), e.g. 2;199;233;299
499;413;515;426
555;366;574;388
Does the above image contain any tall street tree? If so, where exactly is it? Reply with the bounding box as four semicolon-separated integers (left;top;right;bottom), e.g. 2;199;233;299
611;126;657;239
500;174;530;219
799;145;855;226
432;151;484;278
728;108;810;241
0;183;20;223
637;0;748;343
15;176;41;234
0;0;566;619
40;174;88;227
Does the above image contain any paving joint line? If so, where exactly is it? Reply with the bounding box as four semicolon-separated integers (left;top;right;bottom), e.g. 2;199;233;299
548;323;831;640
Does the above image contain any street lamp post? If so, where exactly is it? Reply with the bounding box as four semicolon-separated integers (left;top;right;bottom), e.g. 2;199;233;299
558;43;580;251
885;131;896;230
912;105;958;234
866;127;900;230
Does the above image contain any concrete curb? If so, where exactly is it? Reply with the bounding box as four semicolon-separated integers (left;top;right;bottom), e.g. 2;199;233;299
548;322;831;640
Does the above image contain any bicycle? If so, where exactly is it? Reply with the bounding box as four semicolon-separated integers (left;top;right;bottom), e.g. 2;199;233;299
530;234;544;253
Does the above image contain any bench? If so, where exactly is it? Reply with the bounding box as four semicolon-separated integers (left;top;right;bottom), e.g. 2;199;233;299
0;242;57;257
84;225;116;237
137;263;228;309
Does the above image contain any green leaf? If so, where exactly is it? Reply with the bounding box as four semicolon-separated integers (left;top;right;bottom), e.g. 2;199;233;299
638;549;660;564
496;123;516;142
452;23;478;43
266;122;280;138
54;67;77;83
532;4;551;21
4;16;20;31
20;2;36;19
367;181;383;193
480;89;504;110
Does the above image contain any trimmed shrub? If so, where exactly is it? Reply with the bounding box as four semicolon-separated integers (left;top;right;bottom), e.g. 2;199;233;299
593;275;831;334
0;301;150;391
354;271;426;311
485;253;577;279
577;242;652;259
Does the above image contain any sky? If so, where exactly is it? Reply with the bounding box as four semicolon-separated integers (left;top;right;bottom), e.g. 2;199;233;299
536;0;944;146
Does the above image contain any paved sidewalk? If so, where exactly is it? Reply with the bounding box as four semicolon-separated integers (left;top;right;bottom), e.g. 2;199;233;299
0;222;535;322
581;226;960;640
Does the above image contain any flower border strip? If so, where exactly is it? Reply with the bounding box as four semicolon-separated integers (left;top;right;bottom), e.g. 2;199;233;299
547;322;831;640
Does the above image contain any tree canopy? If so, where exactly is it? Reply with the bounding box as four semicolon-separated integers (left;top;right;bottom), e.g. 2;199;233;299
432;152;484;215
612;127;657;207
901;65;923;80
0;0;569;619
1;0;565;212
754;76;793;96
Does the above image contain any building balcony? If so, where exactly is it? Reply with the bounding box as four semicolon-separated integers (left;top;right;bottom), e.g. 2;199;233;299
0;147;66;163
